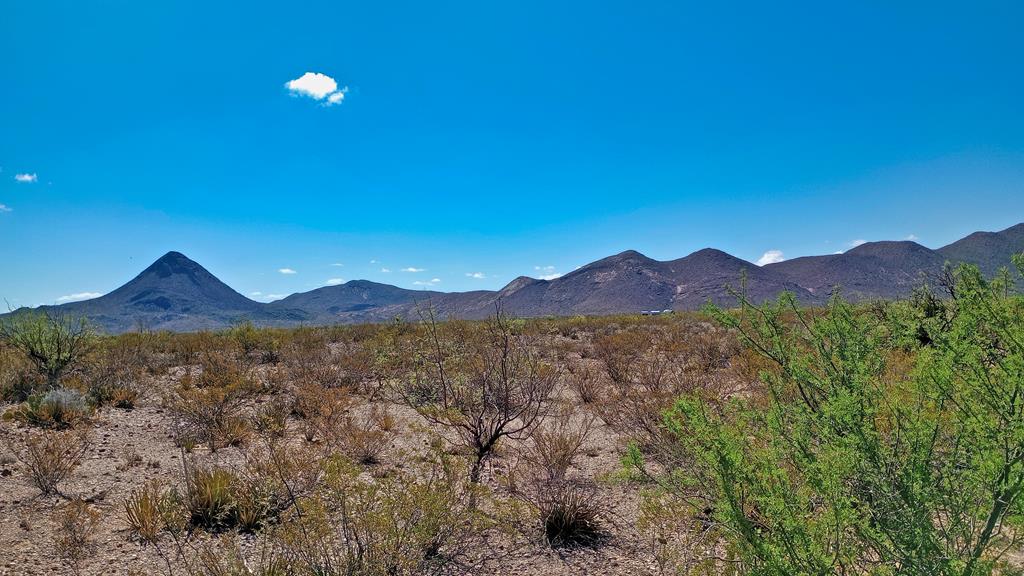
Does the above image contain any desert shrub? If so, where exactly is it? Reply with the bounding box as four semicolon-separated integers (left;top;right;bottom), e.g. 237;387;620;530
526;413;594;481
657;259;1024;574
53;499;101;575
274;455;487;575
0;345;46;402
396;310;557;482
291;383;350;442
165;353;255;451
251;396;290;438
5;387;93;428
334;407;391;465
283;333;343;389
8;429;90;496
565;361;603;404
0;311;94;388
83;337;148;408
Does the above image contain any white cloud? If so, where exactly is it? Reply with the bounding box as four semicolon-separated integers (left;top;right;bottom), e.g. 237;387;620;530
325;278;345;286
278;268;297;275
0;203;11;213
380;268;391;273
413;278;441;286
849;239;867;248
330;262;344;267
327;90;346;105
904;234;919;241
401;267;425;273
285;72;348;106
465;272;486;279
370;259;378;264
14;173;37;183
534;265;562;280
249;291;287;302
56;292;102;303
756;250;785;266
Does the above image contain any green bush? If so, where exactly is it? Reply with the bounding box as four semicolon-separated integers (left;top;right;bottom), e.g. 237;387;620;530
655;258;1024;575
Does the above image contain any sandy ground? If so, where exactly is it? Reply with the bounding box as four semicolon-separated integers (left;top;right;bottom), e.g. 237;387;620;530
0;373;662;576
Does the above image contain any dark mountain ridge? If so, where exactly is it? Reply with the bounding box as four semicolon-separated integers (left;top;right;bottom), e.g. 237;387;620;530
6;223;1023;333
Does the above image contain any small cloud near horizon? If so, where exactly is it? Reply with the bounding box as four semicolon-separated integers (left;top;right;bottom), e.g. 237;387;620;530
0;203;11;212
401;267;425;273
324;278;344;286
465;272;486;279
849;239;867;248
14;173;37;183
278;268;297;275
534;265;562;281
756;250;785;266
905;234;919;241
56;292;102;303
250;291;287;302
285;72;348;106
330;262;344;267
380;267;391;273
413;278;441;287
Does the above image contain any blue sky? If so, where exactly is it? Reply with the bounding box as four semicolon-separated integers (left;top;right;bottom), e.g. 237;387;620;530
2;1;1023;306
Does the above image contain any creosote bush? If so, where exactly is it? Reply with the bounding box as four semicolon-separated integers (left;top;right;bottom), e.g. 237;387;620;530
652;258;1024;574
0;311;94;388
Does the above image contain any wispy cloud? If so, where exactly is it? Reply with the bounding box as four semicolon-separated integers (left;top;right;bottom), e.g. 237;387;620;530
278;268;297;275
285;72;348;106
401;267;425;273
324;278;345;286
0;203;11;213
14;173;37;183
330;262;344;267
756;250;785;266
904;234;919;241
56;292;102;303
465;272;486;279
849;239;867;248
413;278;441;286
534;265;562;281
250;291;287;302
380;268;391;273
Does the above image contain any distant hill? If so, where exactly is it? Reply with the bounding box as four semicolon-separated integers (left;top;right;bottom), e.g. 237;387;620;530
938;223;1024;278
22;252;267;333
766;240;947;300
5;223;1023;333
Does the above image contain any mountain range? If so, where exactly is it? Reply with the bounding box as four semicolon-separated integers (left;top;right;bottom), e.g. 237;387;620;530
8;223;1024;333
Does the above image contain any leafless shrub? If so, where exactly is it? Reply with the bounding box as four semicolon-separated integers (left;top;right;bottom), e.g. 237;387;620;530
396;309;558;483
9;429;90;496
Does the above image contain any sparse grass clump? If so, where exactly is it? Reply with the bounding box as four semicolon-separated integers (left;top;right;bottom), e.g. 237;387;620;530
53;499;101;575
